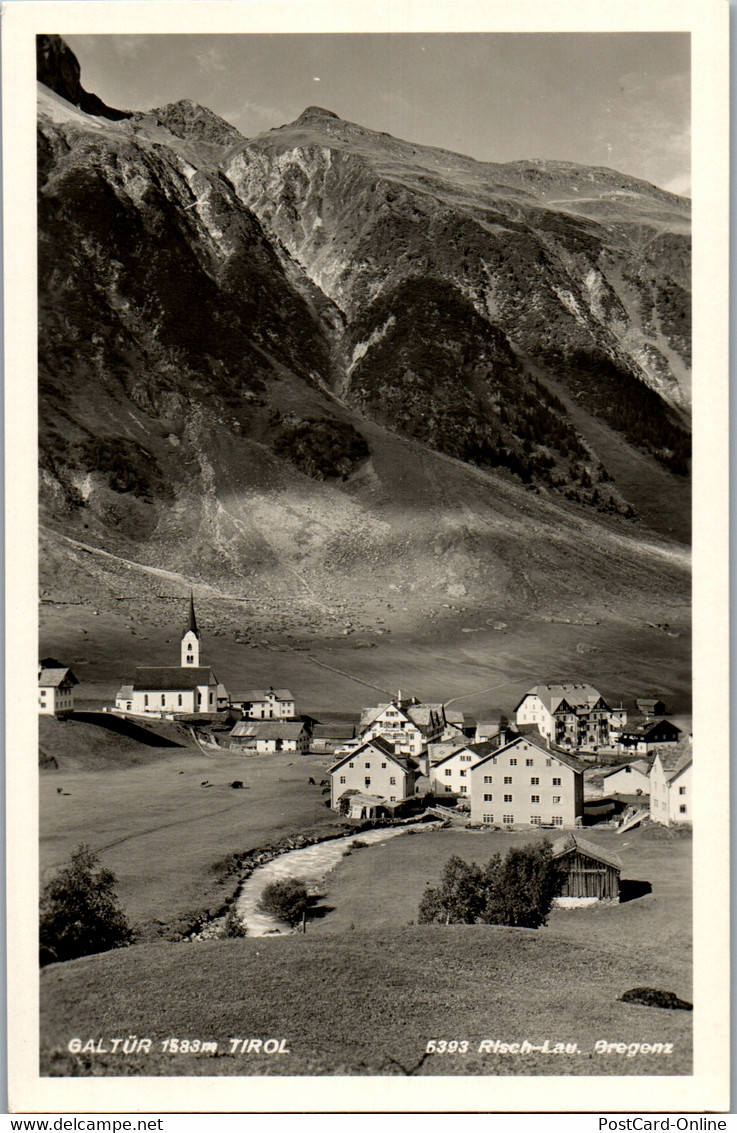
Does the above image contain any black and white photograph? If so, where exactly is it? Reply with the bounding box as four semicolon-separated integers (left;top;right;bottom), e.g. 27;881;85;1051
4;0;730;1114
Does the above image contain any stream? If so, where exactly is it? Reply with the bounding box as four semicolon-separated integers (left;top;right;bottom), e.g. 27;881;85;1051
235;823;436;935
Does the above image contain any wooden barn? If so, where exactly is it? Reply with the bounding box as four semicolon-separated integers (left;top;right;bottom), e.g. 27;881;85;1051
551;833;622;901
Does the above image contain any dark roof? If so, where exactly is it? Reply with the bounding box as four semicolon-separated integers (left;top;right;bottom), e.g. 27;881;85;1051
618;717;681;739
311;724;356;740
515;683;606;714
185;591;199;637
551;833;623;871
329;735;420;774
133;666;217;691
472;733;587;773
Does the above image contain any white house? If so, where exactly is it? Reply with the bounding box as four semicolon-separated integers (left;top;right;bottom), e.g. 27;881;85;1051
429;740;498;799
649;743;692;826
38;661;78;717
469;733;585;828
359;693;445;757
329;736;421;809
229;719;309;754
114;595;225;717
599;759;652;796
515;683;625;750
231;687;296;719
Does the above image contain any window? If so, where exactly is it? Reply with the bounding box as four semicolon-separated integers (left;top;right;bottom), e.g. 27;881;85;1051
531;777;539;785
484;793;493;802
390;796;396;802
484;776;493;783
460;754;472;762
531;794;540;803
381;762;387;768
390;777;396;785
526;759;534;766
364;777;371;787
460;785;467;794
187;656;193;664
679;786;686;795
483;814;494;824
546;758;552;766
679;805;687;814
509;758;517;766
503;814;514;825
161;694;166;706
178;694;182;707
530;816;541;825
553;796;561;804
445;786;452;793
504;776;512;784
491;757;497;765
460;770;466;777
445;769;452;777
340;776;346;784
349;762;354;769
504;794;513;803
551;816;563;826
365;762;371;769
144;694;149;707
552;777;561;786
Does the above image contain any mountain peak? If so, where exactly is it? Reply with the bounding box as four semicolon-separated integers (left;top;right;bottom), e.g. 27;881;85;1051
132;100;245;147
295;106;341;123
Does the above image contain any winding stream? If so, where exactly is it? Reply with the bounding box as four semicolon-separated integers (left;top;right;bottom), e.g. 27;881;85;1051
235;824;435;935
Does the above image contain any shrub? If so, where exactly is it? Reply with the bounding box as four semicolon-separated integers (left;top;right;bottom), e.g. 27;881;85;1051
220;909;248;938
39;843;133;964
418;841;565;929
257;878;310;927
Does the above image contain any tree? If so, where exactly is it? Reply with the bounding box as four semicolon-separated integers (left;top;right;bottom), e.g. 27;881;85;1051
257;878;310;927
417;856;488;924
417;842;565;929
40;843;133;965
481;842;566;929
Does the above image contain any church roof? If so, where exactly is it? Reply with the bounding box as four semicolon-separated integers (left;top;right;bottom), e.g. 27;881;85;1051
132;666;216;691
185;592;199;637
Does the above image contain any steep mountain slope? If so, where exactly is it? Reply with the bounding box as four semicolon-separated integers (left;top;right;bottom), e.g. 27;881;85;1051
37;45;690;641
226;107;691;463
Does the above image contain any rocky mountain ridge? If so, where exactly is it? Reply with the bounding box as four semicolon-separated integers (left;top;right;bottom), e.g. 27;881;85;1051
37;39;691;632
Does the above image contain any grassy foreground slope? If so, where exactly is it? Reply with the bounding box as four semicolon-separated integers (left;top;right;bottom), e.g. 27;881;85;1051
41;924;691;1077
40;826;691;1077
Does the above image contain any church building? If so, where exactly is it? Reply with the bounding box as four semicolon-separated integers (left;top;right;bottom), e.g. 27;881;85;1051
115;594;227;717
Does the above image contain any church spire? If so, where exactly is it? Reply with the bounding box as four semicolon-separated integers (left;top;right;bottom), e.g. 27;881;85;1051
181;591;200;666
186;590;199;637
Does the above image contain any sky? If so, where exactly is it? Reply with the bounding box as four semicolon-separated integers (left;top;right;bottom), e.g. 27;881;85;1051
64;33;691;195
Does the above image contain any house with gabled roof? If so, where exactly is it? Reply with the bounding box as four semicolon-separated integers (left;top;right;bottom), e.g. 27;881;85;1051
469;733;585;828
231;687;296;719
359;693;445;757
649;740;692;825
114;594;226;718
598;758;652;796
613;717;681;753
38;661;78;717
229;719;309;754
329;735;422;810
515;682;625;750
551;833;622;902
429;739;498;799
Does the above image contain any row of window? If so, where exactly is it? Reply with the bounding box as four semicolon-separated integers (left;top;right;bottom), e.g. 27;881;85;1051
141;692;213;707
482;815;564;826
481;757;554;768
483;793;562;804
339;776;397;785
480;775;562;785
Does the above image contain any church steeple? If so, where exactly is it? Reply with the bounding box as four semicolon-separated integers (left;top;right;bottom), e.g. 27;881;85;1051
181;591;200;667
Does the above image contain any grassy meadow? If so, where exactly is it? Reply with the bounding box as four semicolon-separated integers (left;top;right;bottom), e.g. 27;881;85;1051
40;816;692;1077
